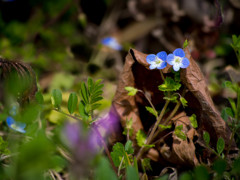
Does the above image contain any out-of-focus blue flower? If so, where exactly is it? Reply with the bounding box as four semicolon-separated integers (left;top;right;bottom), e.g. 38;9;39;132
167;48;190;71
6;116;26;133
146;51;167;70
101;37;122;50
9;103;19;116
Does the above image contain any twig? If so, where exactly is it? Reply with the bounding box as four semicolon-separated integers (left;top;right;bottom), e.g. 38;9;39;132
53;109;80;121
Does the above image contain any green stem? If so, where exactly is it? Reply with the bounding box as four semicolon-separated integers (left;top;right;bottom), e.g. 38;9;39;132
225;128;236;159
53;109;81;121
160;70;165;81
151;87;187;142
138;90;157;114
136;100;170;161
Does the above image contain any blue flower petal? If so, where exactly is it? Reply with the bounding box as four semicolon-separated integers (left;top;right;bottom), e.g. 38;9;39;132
173;64;181;71
173;48;185;57
156;51;167;61
6;116;15;127
149;63;157;69
146;54;156;63
167;54;174;65
6;116;26;133
101;37;122;50
157;61;167;69
181;58;190;68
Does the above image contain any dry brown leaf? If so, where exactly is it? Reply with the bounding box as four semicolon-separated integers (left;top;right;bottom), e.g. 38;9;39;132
110;48;237;166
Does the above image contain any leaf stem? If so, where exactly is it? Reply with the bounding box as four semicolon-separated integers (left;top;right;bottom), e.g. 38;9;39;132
151;87;188;142
138;90;157;114
136;100;170;161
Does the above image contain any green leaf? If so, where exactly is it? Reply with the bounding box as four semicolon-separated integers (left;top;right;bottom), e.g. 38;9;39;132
35;91;44;105
142;158;152;171
179;172;192;180
228;98;237;118
159;124;172;130
125;86;138;96
0;136;10;155
174;71;181;82
79;100;89;121
145;106;158;118
174;128;187;140
51;89;62;109
217;137;225;155
123;118;133;136
180;97;188;108
91;103;101;110
163;93;178;103
68;92;78;114
232;157;240;174
87;77;94;93
203;131;210;145
125;140;134;154
80;82;89;104
174;125;186;140
136;130;154;148
90;96;103;104
183;39;189;49
126;166;139;180
175;124;183;130
95;157;118;180
221;107;234;121
213;159;227;176
189;114;198;128
110;142;125;167
158;77;181;92
136;130;146;147
194;165;210;180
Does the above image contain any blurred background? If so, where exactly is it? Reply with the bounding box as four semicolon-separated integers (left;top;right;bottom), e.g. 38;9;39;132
0;0;240;120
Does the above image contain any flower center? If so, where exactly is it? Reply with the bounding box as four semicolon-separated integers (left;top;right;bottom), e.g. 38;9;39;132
155;57;163;64
174;56;182;64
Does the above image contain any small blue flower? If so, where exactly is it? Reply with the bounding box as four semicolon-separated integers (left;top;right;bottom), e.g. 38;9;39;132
101;37;122;50
9;103;19;116
167;48;190;71
146;51;167;70
6;116;26;133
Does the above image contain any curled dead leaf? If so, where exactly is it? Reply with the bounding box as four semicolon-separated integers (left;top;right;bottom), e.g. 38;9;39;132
109;48;237;167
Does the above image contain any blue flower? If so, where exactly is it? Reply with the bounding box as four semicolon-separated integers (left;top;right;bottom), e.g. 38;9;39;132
6;116;26;133
146;51;167;70
101;37;122;50
167;48;190;71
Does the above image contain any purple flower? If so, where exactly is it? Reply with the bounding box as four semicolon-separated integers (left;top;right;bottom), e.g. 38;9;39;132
6;116;26;133
63;122;100;154
167;48;190;71
146;51;167;70
101;37;122;50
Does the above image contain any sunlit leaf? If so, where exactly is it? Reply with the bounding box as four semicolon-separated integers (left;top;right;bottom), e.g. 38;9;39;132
183;39;189;49
189;114;198;128
51;89;62;109
158;77;181;92
180;97;188;108
145;106;158;118
125;86;138;96
125;140;134;154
